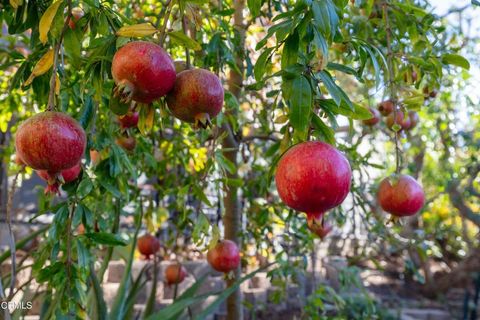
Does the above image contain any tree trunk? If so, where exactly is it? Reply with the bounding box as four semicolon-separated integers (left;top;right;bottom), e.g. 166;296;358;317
221;1;245;319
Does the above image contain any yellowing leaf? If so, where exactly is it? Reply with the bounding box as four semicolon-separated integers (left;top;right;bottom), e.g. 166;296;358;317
9;0;22;9
116;23;158;37
39;0;63;44
138;104;155;135
274;114;289;124
23;49;54;86
55;73;60;95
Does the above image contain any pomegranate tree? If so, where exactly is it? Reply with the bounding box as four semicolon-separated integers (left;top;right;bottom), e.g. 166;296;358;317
362;107;381;126
111;41;176;104
137;234;160;259
15;111;86;175
306;212;333;239
166;68;224;128
37;163;82;195
275;141;352;216
117;111;139;129
377;174;425;217
207;240;240;273
164;264;187;285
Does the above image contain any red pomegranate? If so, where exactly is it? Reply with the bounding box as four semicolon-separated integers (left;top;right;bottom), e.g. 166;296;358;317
15;112;86;174
406;111;419;130
386;110;411;131
207;240;240;273
111;41;175;104
306;212;333;239
15;154;25;166
165;264;187;285
275;141;352;215
362;107;381;126
166;69;224;128
377;174;425;217
68;7;84;29
378;100;394;116
137;234;160;258
37;163;82;194
117;111;139;129
116;136;136;152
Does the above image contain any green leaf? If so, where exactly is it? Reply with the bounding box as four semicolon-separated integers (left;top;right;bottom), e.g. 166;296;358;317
247;0;262;17
168;31;202;51
441;53;470;70
254;47;273;81
317;70;353;109
281;30;299;69
77;177;94;198
289;75;312;135
311;114;335;145
89;263;108;320
85;232;127;246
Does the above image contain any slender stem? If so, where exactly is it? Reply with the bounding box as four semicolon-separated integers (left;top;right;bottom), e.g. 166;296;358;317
383;2;401;174
66;202;75;317
5;169;23;301
47;0;73;111
182;16;191;69
159;0;175;47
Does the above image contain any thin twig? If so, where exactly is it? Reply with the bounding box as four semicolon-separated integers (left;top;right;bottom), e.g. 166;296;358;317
159;0;175;47
46;0;73;111
383;3;401;174
182;16;191;69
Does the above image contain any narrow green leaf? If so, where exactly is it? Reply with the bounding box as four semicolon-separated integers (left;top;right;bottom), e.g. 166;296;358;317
441;53;470;70
281;30;299;69
311;114;335;145
168;31;202;51
85;232;127;246
254;47;273;81
289;75;312;134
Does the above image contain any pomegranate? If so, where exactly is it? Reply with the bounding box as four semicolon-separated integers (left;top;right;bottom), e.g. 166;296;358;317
137;234;160;259
386;110;411;131
275;141;352;215
362;107;381;126
166;69;224;128
111;41;175;104
15;111;86;174
378;100;394;116
116;136;136;152
306;212;333;239
207;240;240;273
117;111;139;129
165;264;187;285
15;154;25;166
37;163;82;194
377;174;425;217
68;7;84;29
406;111;419;130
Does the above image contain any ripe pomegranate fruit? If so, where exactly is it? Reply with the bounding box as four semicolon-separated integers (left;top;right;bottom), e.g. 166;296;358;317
207;240;240;273
377;174;425;217
275;141;351;215
166;69;224;128
378;100;394;116
117;111;139;129
306;212;333;239
37;163;82;195
165;264;187;285
386;110;411;131
116;136;136;152
362;107;381;126
137;234;160;259
406;111;419;130
15;111;86;175
111;41;175;104
68;7;84;29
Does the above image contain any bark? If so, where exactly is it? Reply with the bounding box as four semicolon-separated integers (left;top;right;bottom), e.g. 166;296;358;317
221;1;245;319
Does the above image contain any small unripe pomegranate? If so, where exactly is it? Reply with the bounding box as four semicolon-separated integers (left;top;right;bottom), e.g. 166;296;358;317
275;141;351;215
362;107;381;126
117;111;139;129
386;110;411;131
112;41;176;104
207;240;240;273
378;100;394;116
306;212;333;239
68;7;84;29
15;112;86;174
137;234;160;259
406;111;419;130
377;174;425;217
116;136;136;152
37;163;82;194
165;264;187;285
166;69;224;128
